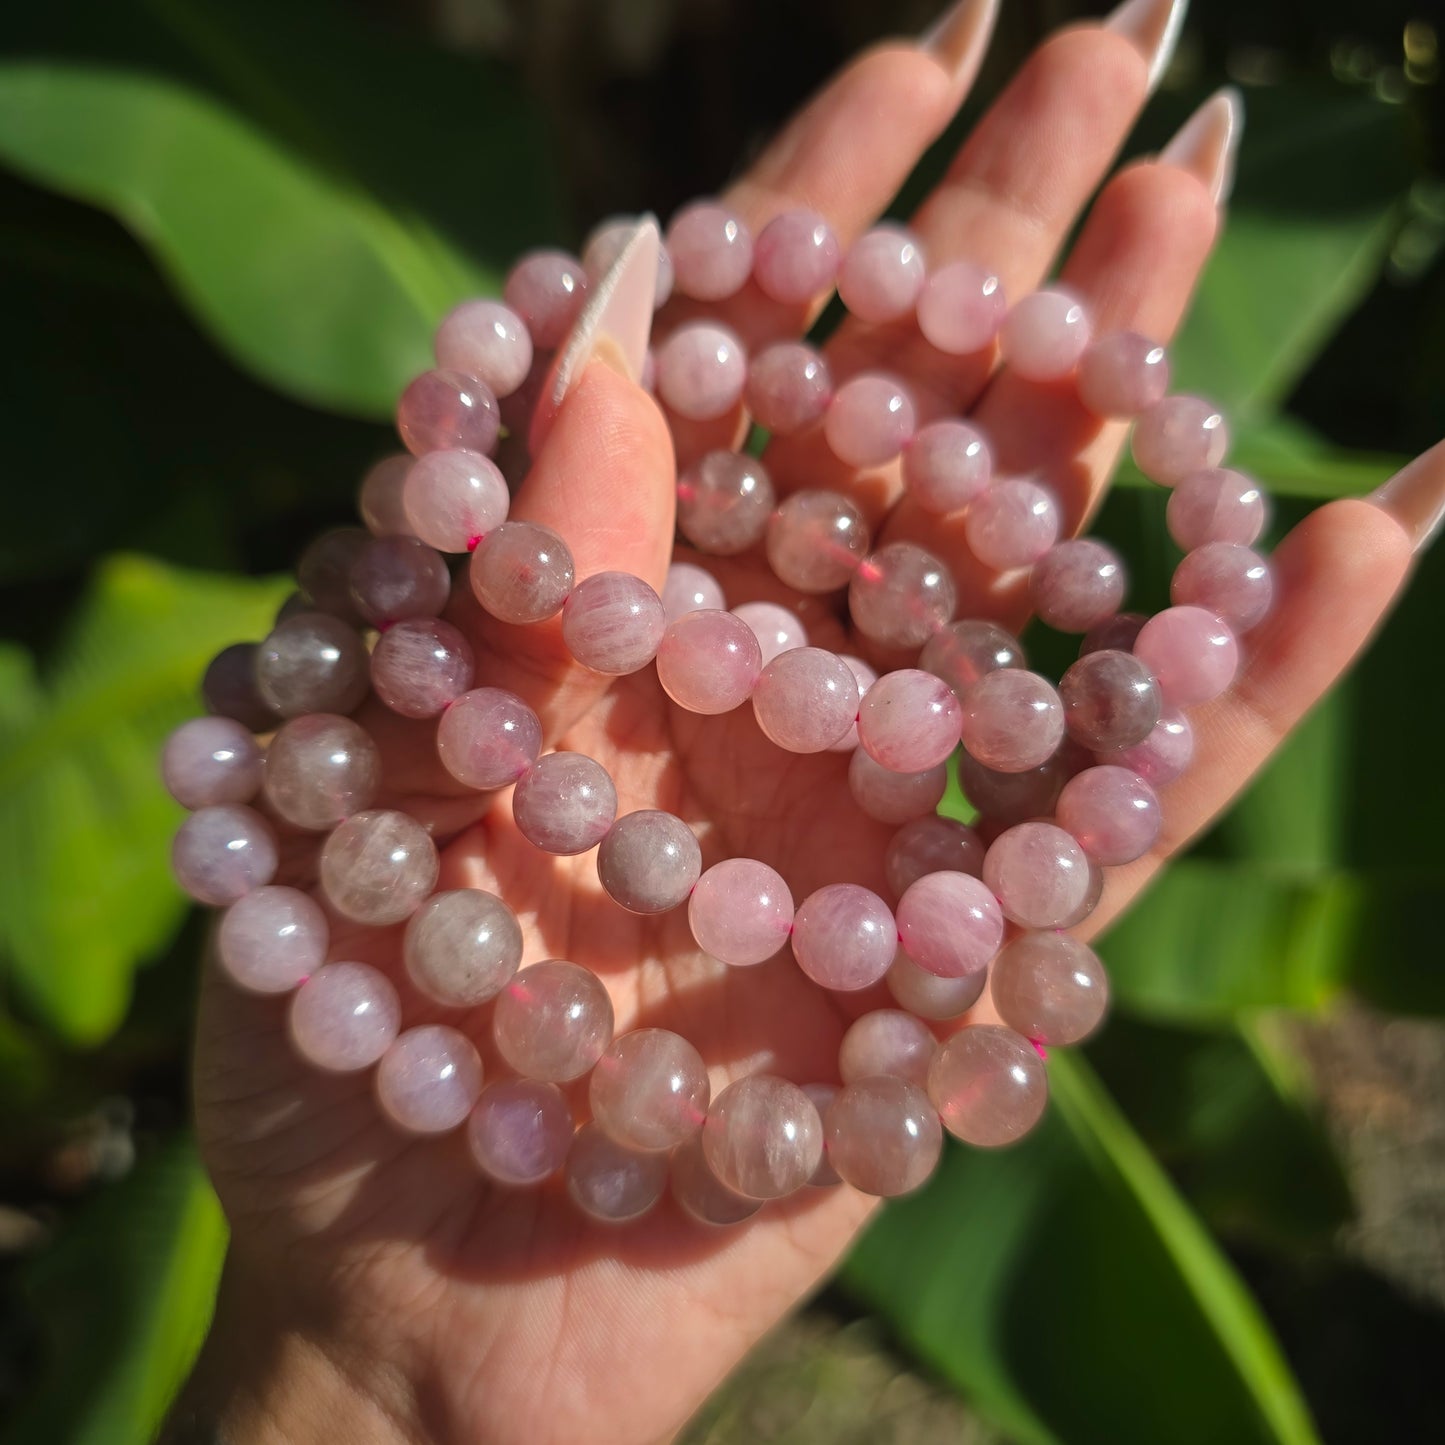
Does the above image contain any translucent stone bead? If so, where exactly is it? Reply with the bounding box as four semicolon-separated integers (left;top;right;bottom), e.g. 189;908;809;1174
752;647;860;753
1171;542;1274;633
402;449;509;552
964;478;1061;571
1057;764;1162;865
670;1136;763;1225
358;454;415;537
434;299;534;398
661;561;725;623
984;821;1092;929
733;601;806;666
566;1123;668;1223
202;642;274;732
1134;606;1240;707
370;617;475;718
896;871;1003;978
320;809;439;925
298;527;369;621
503;249;588;348
848;749;947;825
916;261;1006;355
437;687;542;790
468;1080;574;1185
959;669;1065;773
744;342;833;434
766;490;870;592
1076;331;1170;417
825;1077;942;1197
676;451;775;555
849;543;957;648
928;1025;1048;1147
494;960;614;1082
255;613;369;719
1132;394;1229;486
703;1075;823;1199
582;217;674;306
1114;708;1193;786
688;858;794;965
376;1025;484;1135
469;521;575;624
1167;468;1269;550
991;933;1108;1045
217;885;328;994
801;1082;843;1186
958;749;1071;826
658;609;763;717
590;1028;710;1151
654;322;747;420
919;619;1025;701
791;883;897;991
512;752;617;855
289;961;401;1073
561;572;666;674
397;369;500;458
403;888;522;1007
349;535;451;626
597;810;701;914
162;717;263;809
666;201;753;300
857;668;962;773
839;1009;937;1088
999;288;1092;381
824;373;917;468
829;656;878;754
1030;539;1126;633
752;207;841;304
886;952;987;1021
837;225;926;323
884;815;985;897
902;420;993;514
262;714;379;830
1081;611;1147;656
1059;648;1161;751
172;805;277;905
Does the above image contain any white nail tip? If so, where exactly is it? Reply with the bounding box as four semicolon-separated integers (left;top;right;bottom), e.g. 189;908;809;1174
1104;0;1190;93
1159;87;1244;205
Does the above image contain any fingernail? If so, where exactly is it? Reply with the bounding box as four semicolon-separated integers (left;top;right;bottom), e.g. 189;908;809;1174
920;0;1000;89
1368;439;1445;552
1104;0;1189;94
1159;86;1244;205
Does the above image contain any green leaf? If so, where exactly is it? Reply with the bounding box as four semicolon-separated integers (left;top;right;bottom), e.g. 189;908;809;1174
844;1052;1320;1445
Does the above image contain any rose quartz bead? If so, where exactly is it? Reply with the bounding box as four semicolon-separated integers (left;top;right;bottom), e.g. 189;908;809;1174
825;1077;942;1197
289;962;401;1073
959;669;1065;773
582;218;673;306
402;449;509;552
999;288;1092;381
1059;648;1161;751
958;749;1072;826
1057;764;1161;865
566;1123;668;1222
661;561;725;623
1134;606;1240;707
928;1025;1047;1147
376;1025;483;1135
732;601;806;666
403;888;522;1007
666;201;753;300
703;1075;823;1199
916;261;1006;355
1063;857;1105;930
561;572;665;674
857;668;962;773
849;543;957;648
1171;542;1274;633
434;299;533;398
349;536;451;627
162;717;263;809
920;619;1025;700
1114;708;1193;785
744;342;833;434
991;933;1108;1046
791;884;896;991
837;225;925;322
597;811;701;914
1030;539;1126;633
902;420;992;513
494;960;613;1082
503;249;588;348
320;809;438;925
671;1136;763;1225
984;821;1091;929
468;1080;574;1185
370;617;474;718
688;858;794;965
655;322;746;421
752;207;841;304
202;643;274;732
766;490;870;592
801;1082;843;1186
964;478;1060;571
886;952;987;1021
1082;611;1147;655
262;715;379;831
512;752;617;855
848;749;947;825
824;373;917;468
885;815;985;897
436;687;542;790
1167;468;1269;550
358;454;414;537
1132;394;1229;486
469;521;575;624
590;1029;710;1151
839;1009;937;1088
217;885;327;994
298;527;369;621
896;871;1003;979
255;613;369;719
829;656;878;754
172;805;277;905
1076;331;1170;417
397;369;500;457
752;647;860;753
676;451;775;555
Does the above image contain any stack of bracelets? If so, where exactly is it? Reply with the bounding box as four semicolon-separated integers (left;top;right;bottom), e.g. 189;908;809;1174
164;201;1271;1224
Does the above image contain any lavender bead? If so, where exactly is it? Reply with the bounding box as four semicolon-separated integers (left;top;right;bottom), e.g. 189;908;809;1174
494;960;613;1082
1134;606;1240;707
512;752;617;855
849;543;957;648
320;809;438;925
370;617;474;718
744;343;833;434
567;1123;668;1222
349;535;451;625
959;669;1065;773
263;714;379;831
1076;331;1170;417
991;933;1108;1046
172;805;277;905
791;884;896;992
562;572;666;674
655;322;747;420
688;858;794;966
1114;708;1193;786
402;449;509;552
590;1029;711;1151
255;613;369;719
1171;542;1274;633
999;288;1092;381
376;1025;484;1135
671;1136;763;1225
928;1026;1048;1147
766;490;870;592
886;952;987;1021
1030;539;1126;633
162;717;263;809
916;262;1006;355
597;811;701;914
503;249;588;348
1059;648;1161;751
825;1077;942;1197
848;749;947;825
752;208;841;304
1132;394;1229;486
583;217;673;306
470;521;575;623
217;885;327;994
965;478;1061;571
468;1080;574;1186
661;561;725;623
297;528;368;622
434;299;533;398
676;451;775;555
358;454;415;537
703;1075;823;1199
837;225;925;322
902;420;992;513
824;373;917;468
1082;611;1148;655
958;749;1072;826
666;201;753;300
1057;764;1162;865
896;871;1002;978
857;668;961;773
202;643;274;732
884;815;985;897
397;369;500;458
732;600;807;666
289;962;400;1073
437;687;542;790
752;647;860;753
1167;468;1269;550
404;888;522;1007
920;619;1025;700
839;1010;937;1088
984;821;1092;929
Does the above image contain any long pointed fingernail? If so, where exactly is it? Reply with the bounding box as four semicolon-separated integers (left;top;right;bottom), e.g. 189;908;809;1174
1160;86;1244;205
1105;0;1189;94
1368;439;1445;552
920;0;1000;89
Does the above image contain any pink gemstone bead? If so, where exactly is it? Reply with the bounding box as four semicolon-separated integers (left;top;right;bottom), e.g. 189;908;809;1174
765;490;870;592
928;1025;1048;1147
597;810;701;913
358;454;415;537
1172;542;1274;633
1114;708;1193;786
1059;648;1161;750
1082;611;1148;655
403;888;522;1007
1057;764;1162;865
886;952;987;1020
1167;468;1269;550
791;884;897;992
217;885;327;995
959;668;1065;773
958;749;1072;826
503;249;588;348
676;451;775;555
402;449;508;553
1076;331;1170;417
376;1025;483;1135
370;617;475;718
289;962;400;1073
666;201;754;300
437;687;542;790
320;809;438;925
839;1009;937;1088
1030;539;1126;633
896;871;1003;978
837;225;926;323
702;1075;823;1199
752;208;842;304
255;613;369;719
849;543;957;648
512;752;618;855
999;288;1092;381
434;299;533;398
824;1077;942;1197
566;1123;668;1223
468;1080;574;1186
857;668;962;772
470;521;575;623
964;478;1061;571
848;749;947;825
884;815;985;898
984;821;1092;929
162;717;263;810
801;1082;843;1186
1134;606;1240;707
902;420;993;513
1132;394;1230;486
688;858;794;966
349;535;450;627
262;714;379;831
661;561;725;623
991;933;1108;1046
494;960;614;1082
732;601;806;666
561;571;665;674
654;322;747;420
829;656;878;754
298;528;369;621
824;373;917;468
582;218;674;306
397;369;500;457
590;1028;710;1151
670;1136;763;1225
920;619;1025;700
752;647;860;753
172;805;277;905
916;261;1006;354
202;642;273;732
744;343;833;434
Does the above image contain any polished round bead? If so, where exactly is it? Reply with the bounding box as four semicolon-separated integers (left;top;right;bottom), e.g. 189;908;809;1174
582;217;673;306
766;490;870;592
752;647;860;753
801;1082;843;1186
512;752;617;855
402;449;509;553
839;1010;937;1088
703;1075;823;1200
958;749;1070;826
824;373;917;468
217;885;327;994
1030;539;1126;633
468;1080;574;1185
964;478;1060;571
791;884;896;992
752;208;841;303
590;1029;710;1151
162;717;263;809
370;617;474;718
959;669;1065;773
983;821;1092;929
494;960;614;1082
902;420;992;513
1171;543;1274;633
660;561;725;623
1167;468;1269;550
992;933;1108;1046
503;249;588;348
1059;648;1161;751
403;889;522;1007
289;962;400;1073
896;871;1003;979
172;805;277;905
654;322;746;420
434;299;533;398
255;613;369;719
397;369;500;457
744;342;833;434
597;811;701;914
567;1123;668;1222
849;543;957;648
1058;765;1162;865
349;535;450;627
676;451;775;555
884;815;985;897
825;1077;942;1197
202;642;274;732
469;521;575;623
262;714;379;830
1134;606;1240;707
437;688;542;790
1114;708;1193;785
919;619;1025;700
298;528;369;621
848;749;947;825
688;858;794;966
1081;611;1148;656
1076;331;1170;417
829;655;878;754
561;572;666;674
837;225;926;322
916;261;1006;355
320;809;438;925
886;952;987;1020
670;1136;763;1225
667;201;753;300
732;601;807;666
928;1025;1047;1147
1132;394;1229;486
857;668;962;773
358;454;415;537
376;1025;483;1135
999;288;1091;380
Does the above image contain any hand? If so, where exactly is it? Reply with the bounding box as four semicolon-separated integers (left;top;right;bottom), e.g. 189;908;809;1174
173;2;1438;1442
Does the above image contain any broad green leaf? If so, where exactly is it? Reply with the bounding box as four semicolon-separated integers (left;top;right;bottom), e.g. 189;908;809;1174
844;1052;1320;1445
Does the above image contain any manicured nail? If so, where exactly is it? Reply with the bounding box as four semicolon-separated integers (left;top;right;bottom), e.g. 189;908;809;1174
1104;0;1189;94
920;0;1001;90
1368;439;1445;553
1159;87;1244;205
